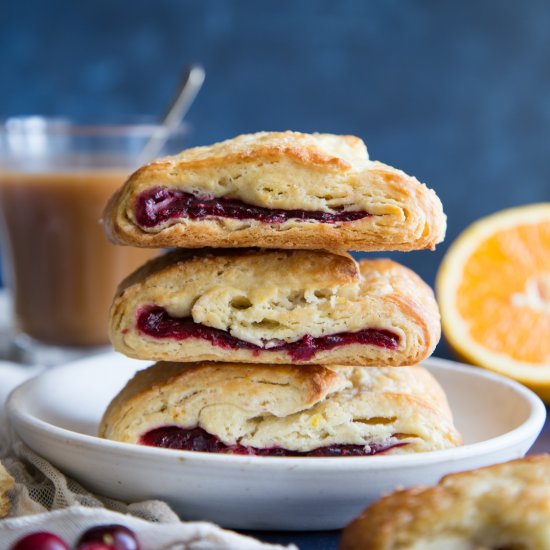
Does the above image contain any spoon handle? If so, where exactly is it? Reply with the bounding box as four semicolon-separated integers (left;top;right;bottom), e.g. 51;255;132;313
139;64;205;164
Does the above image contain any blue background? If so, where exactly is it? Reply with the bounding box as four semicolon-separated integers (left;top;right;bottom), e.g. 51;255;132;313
3;0;550;276
3;0;550;344
2;2;550;546
3;0;550;286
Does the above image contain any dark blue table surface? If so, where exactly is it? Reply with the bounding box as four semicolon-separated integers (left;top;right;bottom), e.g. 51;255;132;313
245;530;339;549
247;531;340;550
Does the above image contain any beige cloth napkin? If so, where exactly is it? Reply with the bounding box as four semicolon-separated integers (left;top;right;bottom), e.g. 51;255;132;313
0;507;283;549
0;363;292;550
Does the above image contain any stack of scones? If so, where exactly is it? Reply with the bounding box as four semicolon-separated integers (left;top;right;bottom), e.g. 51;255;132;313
99;131;462;457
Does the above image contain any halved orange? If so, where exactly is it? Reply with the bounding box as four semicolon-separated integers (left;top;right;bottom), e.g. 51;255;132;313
436;204;550;400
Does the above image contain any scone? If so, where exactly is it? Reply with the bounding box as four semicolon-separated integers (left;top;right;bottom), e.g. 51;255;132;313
341;455;550;550
100;362;462;456
103;131;446;252
109;249;440;366
0;461;14;518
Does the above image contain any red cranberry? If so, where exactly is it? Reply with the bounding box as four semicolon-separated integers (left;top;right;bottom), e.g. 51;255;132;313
11;532;69;550
76;524;140;550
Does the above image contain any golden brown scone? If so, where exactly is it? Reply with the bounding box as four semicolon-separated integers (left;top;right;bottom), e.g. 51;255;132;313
103;131;446;252
109;249;440;366
100;362;462;455
0;461;14;518
341;455;550;550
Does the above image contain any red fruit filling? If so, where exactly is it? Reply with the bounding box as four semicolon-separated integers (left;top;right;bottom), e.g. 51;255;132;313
135;187;371;228
140;426;407;456
137;306;399;361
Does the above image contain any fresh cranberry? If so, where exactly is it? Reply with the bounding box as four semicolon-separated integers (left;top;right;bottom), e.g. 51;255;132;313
137;306;399;361
11;532;69;550
135;187;371;228
76;525;139;550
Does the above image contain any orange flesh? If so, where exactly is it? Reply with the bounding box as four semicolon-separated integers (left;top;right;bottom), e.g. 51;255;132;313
456;221;550;364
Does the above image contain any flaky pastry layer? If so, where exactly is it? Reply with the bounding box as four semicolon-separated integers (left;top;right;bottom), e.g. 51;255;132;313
100;362;461;454
341;455;550;550
103;131;446;252
109;249;440;366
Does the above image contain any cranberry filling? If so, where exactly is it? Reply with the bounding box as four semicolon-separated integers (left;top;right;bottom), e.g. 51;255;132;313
137;306;399;361
135;187;371;228
140;426;407;456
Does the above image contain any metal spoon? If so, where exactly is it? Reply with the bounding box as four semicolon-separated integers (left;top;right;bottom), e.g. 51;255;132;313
139;63;205;164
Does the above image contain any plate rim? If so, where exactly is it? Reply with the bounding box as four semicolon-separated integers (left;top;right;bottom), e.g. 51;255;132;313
7;354;546;471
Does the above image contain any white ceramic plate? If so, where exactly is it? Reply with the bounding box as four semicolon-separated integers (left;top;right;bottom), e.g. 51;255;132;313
7;354;546;530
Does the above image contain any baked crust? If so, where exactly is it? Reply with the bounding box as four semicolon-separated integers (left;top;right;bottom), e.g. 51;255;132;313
103;131;446;252
109;249;440;366
100;362;462;454
0;461;14;518
341;455;550;550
